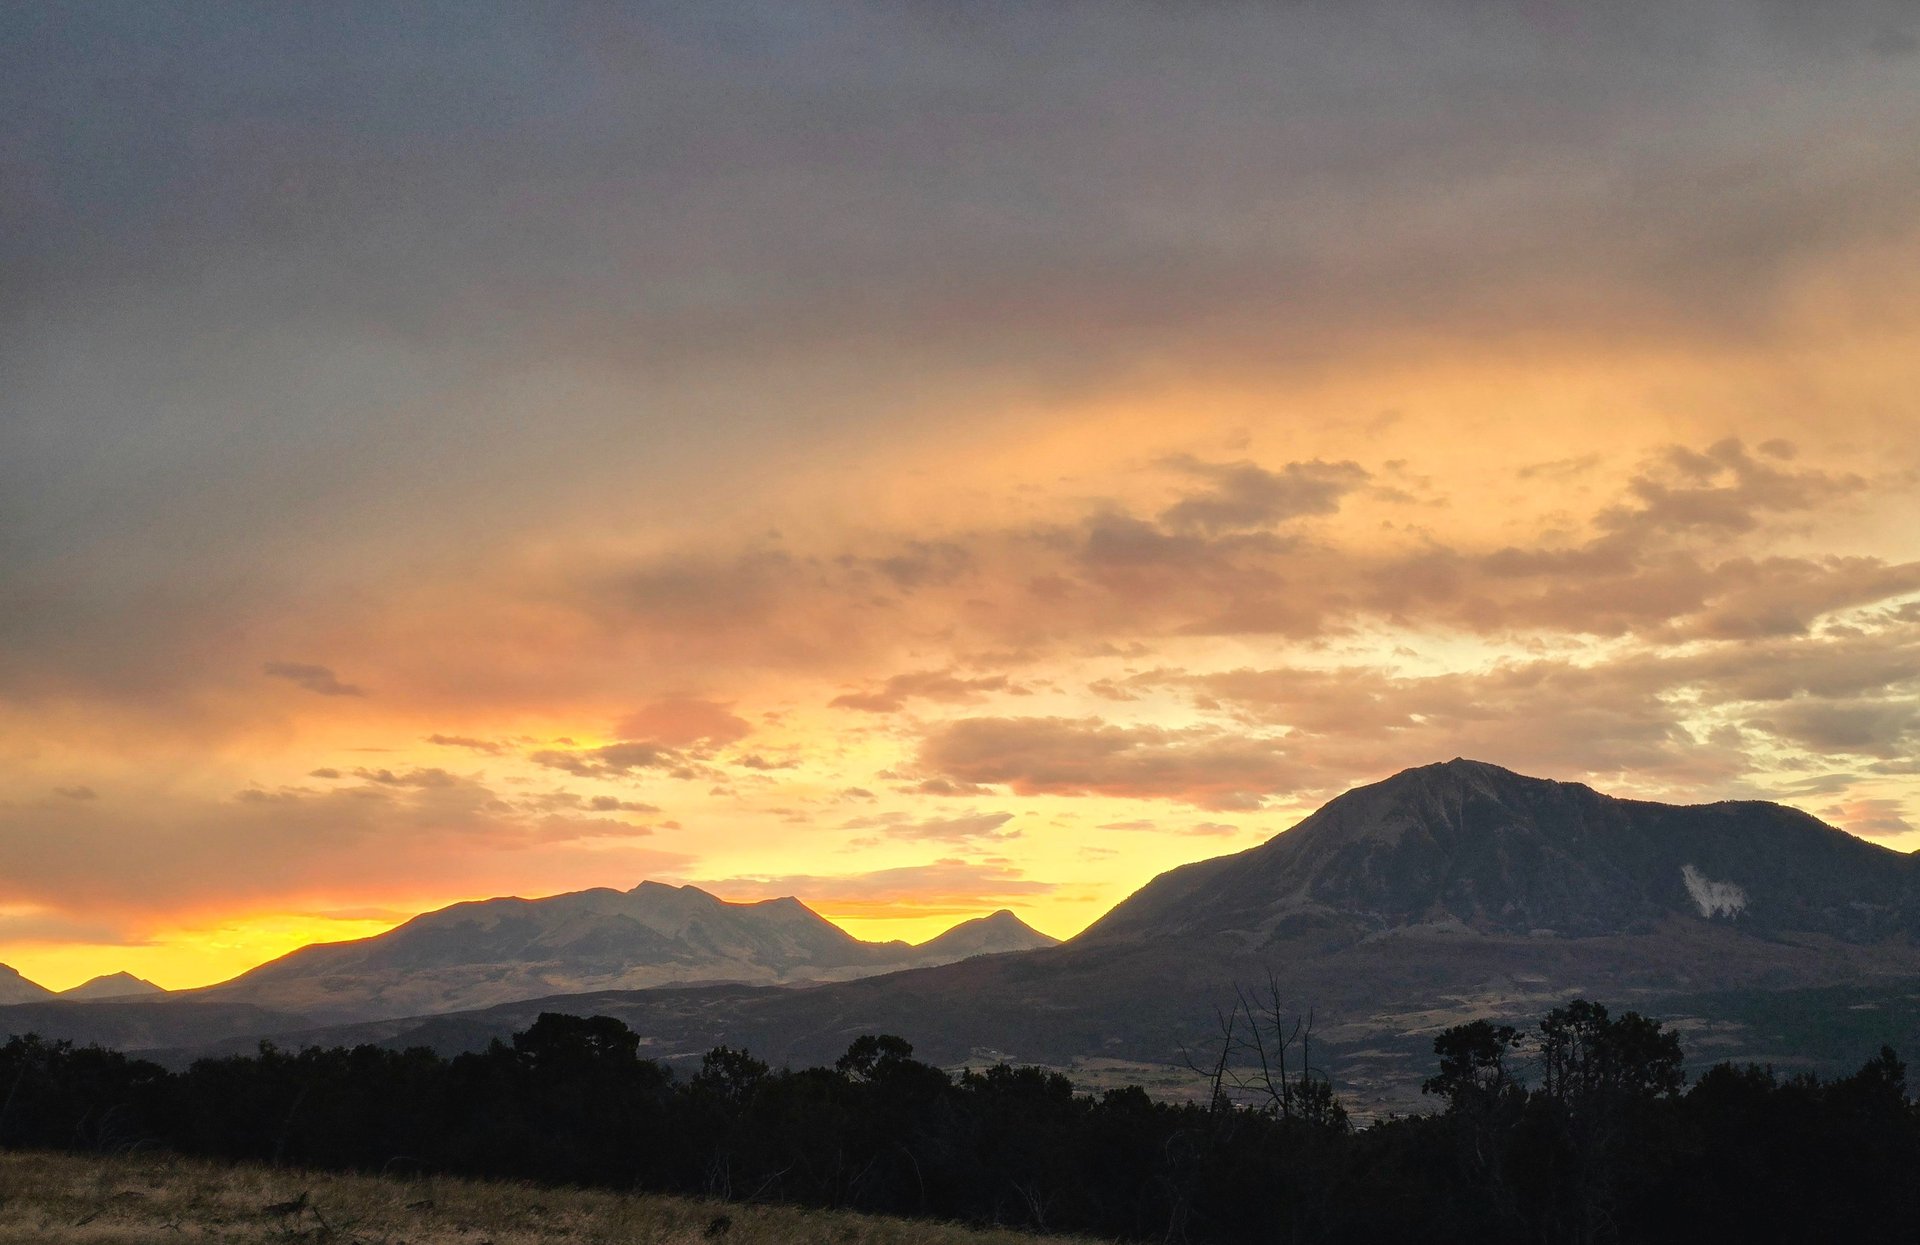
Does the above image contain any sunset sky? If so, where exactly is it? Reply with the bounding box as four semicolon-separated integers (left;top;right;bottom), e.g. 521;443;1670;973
4;2;1919;990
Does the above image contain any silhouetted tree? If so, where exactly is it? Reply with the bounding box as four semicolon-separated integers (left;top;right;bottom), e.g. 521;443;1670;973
1;1001;1913;1243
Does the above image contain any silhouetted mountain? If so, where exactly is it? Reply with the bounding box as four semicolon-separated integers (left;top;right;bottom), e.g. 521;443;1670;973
0;964;54;1005
912;910;1060;959
27;763;1920;1116
193;882;1057;1022
59;972;166;1000
1082;758;1920;944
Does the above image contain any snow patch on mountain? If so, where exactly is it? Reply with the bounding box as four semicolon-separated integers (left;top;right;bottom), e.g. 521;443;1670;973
1681;865;1747;919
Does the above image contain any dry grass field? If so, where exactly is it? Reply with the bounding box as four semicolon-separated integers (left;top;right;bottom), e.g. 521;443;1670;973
0;1150;1087;1245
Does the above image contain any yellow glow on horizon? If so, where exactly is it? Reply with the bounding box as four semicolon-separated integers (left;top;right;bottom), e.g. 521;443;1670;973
3;913;409;994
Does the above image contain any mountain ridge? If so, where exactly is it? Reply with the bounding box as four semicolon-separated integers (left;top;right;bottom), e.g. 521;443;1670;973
190;882;1057;1022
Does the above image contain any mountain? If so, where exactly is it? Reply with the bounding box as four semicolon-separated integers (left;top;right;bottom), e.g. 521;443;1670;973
25;762;1920;1116
60;972;166;1000
1081;758;1920;945
0;964;55;1005
164;760;1919;1104
914;910;1061;959
192;882;1057;1022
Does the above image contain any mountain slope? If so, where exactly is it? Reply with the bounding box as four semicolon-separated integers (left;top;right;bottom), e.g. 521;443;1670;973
0;965;54;1005
194;882;1056;1022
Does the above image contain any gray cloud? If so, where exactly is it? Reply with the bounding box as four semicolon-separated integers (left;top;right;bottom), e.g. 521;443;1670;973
611;698;753;749
860;542;975;591
7;2;1917;655
1096;818;1239;837
426;734;504;753
1821;796;1915;838
263;661;366;697
0;769;687;917
1160;457;1369;533
1750;699;1920;758
525;791;663;816
843;811;1018;843
1119;615;1920;793
1599;438;1864;540
528;742;682;778
832;669;1017;713
14;427;1903;735
351;767;461;789
904;777;997;797
919;716;1308;811
2;0;1915;735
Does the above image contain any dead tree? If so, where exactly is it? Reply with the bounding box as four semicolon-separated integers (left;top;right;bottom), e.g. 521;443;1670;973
1184;971;1344;1128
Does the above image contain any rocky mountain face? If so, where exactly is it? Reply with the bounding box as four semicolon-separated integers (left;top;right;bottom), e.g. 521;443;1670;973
60;972;166;1000
0;965;54;1005
1081;759;1920;946
192;882;1057;1022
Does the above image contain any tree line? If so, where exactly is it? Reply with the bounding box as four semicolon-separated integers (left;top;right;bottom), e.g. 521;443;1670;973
0;999;1913;1243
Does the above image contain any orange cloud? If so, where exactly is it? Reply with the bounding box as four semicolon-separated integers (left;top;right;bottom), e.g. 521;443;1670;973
831;669;1018;713
1822;797;1915;839
611;697;753;748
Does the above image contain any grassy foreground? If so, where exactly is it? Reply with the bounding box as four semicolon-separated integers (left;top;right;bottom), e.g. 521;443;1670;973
0;1150;1086;1245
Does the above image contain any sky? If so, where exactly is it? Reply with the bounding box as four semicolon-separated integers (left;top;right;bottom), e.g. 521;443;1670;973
3;1;1919;990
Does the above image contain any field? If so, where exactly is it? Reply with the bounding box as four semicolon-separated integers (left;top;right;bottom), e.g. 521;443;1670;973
0;1150;1082;1245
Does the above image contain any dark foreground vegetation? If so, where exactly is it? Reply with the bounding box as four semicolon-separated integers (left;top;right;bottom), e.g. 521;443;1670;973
0;1148;1077;1245
1;1000;1914;1244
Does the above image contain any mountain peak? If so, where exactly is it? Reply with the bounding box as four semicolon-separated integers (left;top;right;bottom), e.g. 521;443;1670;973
60;972;165;1000
915;910;1060;958
1387;757;1549;793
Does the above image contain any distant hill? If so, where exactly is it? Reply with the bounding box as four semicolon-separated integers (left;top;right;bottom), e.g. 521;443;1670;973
0;998;312;1053
190;882;1057;1022
60;972;165;1001
0;964;54;1005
